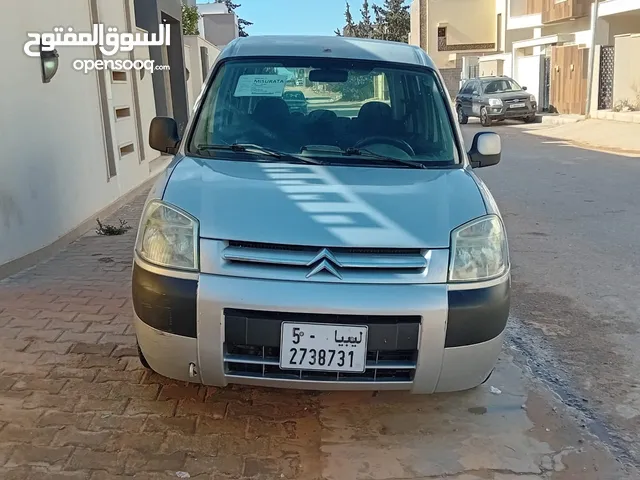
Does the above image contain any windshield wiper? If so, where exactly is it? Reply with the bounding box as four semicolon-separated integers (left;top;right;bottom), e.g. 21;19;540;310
343;147;428;169
195;143;324;165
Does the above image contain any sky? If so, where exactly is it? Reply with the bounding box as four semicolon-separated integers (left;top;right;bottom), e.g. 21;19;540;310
196;0;384;37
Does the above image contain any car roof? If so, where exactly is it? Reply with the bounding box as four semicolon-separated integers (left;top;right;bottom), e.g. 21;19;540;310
477;76;514;82
218;35;436;69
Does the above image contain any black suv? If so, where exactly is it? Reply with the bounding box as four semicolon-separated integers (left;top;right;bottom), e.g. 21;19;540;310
455;76;537;127
283;90;308;115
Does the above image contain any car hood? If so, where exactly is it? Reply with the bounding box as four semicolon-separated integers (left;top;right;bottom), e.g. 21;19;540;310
487;91;530;101
162;156;488;248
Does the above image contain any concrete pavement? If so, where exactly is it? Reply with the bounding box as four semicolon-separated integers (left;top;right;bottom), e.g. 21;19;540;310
521;119;640;156
463;121;640;469
0;136;637;478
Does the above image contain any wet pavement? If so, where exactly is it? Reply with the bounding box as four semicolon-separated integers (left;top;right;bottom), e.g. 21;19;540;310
0;128;638;478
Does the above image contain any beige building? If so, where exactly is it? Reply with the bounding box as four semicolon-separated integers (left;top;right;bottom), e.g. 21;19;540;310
410;0;501;97
410;0;640;115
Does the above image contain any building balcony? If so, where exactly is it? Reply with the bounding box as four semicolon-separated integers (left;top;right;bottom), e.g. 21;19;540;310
598;0;640;17
507;0;543;30
540;0;591;25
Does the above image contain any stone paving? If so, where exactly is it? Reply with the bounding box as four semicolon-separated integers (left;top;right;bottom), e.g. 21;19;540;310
0;184;631;480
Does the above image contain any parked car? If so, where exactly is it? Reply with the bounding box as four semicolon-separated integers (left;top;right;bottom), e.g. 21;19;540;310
455;76;537;126
283;90;308;114
133;35;510;394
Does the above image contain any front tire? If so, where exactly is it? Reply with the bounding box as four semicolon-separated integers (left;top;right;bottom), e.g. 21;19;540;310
457;105;468;125
137;341;152;370
480;107;492;127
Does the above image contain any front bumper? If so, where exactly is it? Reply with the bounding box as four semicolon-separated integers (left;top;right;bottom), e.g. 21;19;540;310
487;102;537;119
133;258;509;394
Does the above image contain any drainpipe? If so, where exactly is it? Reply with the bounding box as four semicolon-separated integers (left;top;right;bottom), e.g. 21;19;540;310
585;0;601;119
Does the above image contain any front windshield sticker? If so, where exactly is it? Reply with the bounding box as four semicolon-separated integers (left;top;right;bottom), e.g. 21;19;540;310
234;75;288;97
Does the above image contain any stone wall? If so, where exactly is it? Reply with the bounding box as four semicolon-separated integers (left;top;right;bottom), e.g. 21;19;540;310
440;59;463;99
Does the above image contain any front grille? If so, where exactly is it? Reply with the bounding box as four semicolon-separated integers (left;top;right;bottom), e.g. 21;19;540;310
224;344;417;382
505;97;528;104
221;240;429;279
223;309;419;383
227;240;420;256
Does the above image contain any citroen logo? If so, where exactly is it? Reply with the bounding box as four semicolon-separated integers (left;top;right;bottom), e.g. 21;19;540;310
306;248;343;279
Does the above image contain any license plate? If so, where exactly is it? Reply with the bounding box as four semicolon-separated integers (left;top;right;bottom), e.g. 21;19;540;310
510;103;526;108
280;322;368;373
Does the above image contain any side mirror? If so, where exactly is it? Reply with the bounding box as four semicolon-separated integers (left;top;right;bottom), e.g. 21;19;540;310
522;86;528;91
469;132;501;168
149;117;180;155
472;90;479;96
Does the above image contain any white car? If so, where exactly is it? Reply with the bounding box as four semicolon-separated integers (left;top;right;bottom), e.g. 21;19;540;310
132;35;510;394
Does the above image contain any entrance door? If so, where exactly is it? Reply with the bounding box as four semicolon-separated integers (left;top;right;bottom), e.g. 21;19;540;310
550;45;589;115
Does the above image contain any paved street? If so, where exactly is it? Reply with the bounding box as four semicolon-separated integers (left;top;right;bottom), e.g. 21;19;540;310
0;123;639;479
463;121;640;468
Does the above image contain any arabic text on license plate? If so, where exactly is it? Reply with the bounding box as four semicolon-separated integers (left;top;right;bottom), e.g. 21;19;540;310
280;322;368;373
510;103;526;108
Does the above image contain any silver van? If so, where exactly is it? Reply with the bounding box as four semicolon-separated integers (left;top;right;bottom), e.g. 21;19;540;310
132;35;510;394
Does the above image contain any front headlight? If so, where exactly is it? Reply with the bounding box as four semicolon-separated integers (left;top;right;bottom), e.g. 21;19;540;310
488;98;503;107
449;215;509;282
529;94;536;103
135;200;199;271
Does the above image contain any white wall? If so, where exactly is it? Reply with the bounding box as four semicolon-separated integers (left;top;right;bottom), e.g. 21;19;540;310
184;44;194;111
0;0;156;267
599;0;640;17
410;0;422;47
514;54;542;103
543;16;592;45
135;29;158;164
183;35;220;114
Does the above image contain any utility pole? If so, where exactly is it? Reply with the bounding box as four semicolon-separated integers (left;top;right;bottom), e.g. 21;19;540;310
585;0;601;118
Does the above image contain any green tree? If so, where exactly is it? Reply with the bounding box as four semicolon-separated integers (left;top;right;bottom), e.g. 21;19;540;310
335;0;410;43
373;0;410;43
181;4;200;35
216;0;253;37
358;0;375;39
335;2;358;37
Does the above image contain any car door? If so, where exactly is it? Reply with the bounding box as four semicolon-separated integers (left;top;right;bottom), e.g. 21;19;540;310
457;81;471;112
468;81;483;117
462;81;477;116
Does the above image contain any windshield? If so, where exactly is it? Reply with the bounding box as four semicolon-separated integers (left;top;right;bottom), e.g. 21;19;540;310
482;78;523;94
188;58;459;167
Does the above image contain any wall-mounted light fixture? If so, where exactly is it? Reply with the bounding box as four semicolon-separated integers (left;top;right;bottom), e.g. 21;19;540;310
185;67;190;81
40;42;59;83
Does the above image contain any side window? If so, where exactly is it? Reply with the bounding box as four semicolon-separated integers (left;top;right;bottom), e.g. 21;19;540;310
461;81;471;94
469;81;478;95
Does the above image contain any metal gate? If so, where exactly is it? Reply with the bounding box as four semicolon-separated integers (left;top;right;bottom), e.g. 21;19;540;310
598;46;615;110
550;45;588;115
541;56;551;112
467;64;479;79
